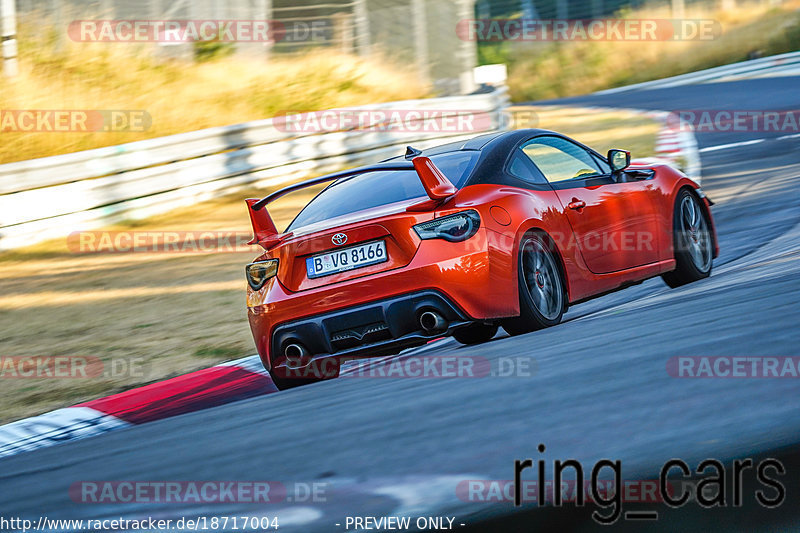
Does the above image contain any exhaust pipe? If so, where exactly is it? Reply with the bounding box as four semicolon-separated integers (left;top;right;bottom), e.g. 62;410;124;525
420;310;447;334
284;343;309;367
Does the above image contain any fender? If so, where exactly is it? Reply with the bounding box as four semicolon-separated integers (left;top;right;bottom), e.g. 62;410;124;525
666;173;720;259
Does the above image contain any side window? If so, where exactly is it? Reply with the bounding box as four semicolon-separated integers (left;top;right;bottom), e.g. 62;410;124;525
591;153;612;175
508;150;548;185
520;136;606;183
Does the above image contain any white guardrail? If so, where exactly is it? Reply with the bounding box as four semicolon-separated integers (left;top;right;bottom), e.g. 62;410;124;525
0;87;510;250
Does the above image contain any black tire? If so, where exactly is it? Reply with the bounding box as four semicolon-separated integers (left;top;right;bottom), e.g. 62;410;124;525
662;189;714;288
453;323;499;345
501;233;566;336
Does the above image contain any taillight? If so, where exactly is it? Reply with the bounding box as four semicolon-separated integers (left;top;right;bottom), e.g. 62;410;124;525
245;259;279;290
413;210;481;242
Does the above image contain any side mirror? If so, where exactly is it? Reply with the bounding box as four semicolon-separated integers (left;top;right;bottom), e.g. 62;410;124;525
608;149;631;172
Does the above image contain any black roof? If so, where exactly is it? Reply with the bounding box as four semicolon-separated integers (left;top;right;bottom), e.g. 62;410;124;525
383;129;556;162
317;128;588;193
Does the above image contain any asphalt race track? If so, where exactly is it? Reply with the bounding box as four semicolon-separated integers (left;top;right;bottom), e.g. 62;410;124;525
2;76;800;531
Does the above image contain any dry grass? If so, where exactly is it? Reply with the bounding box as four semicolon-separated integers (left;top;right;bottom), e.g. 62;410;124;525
0;108;657;423
505;1;800;101
0;32;428;163
0;185;321;423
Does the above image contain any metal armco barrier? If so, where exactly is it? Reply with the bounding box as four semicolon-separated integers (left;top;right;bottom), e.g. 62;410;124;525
0;87;509;250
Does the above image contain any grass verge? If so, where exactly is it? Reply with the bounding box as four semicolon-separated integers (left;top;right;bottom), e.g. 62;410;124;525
0;34;427;164
499;1;800;101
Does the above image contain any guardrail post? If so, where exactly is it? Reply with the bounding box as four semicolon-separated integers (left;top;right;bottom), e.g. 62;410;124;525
353;0;370;56
412;0;429;84
556;0;568;20
591;0;603;18
1;0;18;77
671;0;685;20
264;0;273;59
458;0;477;94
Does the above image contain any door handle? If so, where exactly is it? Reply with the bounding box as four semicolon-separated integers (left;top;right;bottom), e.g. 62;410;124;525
568;199;586;210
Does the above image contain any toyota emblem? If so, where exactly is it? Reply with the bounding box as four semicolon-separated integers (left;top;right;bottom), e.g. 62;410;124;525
331;233;347;246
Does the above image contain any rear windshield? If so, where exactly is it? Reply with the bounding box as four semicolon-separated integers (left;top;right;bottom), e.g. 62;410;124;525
287;151;479;231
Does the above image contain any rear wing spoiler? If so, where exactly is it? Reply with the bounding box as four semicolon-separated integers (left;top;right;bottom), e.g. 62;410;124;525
246;156;456;249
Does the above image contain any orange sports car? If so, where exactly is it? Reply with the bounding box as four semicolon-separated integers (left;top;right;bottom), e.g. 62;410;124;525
245;130;718;388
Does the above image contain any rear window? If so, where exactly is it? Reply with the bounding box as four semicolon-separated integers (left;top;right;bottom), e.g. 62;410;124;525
287;151;479;231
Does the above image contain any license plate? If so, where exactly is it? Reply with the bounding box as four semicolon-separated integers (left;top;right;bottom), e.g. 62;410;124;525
306;240;387;279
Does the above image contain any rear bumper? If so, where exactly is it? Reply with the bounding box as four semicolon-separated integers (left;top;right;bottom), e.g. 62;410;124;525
268;290;470;372
247;230;516;371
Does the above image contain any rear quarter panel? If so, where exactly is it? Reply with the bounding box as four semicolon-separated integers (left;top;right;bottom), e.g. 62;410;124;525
440;183;589;310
